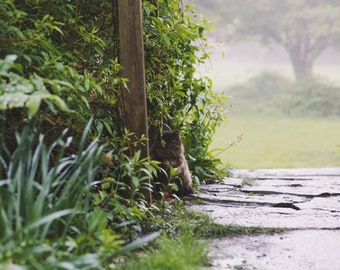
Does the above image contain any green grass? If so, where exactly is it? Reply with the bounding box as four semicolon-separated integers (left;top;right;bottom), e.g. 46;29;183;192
122;233;208;270
118;207;283;270
211;113;340;169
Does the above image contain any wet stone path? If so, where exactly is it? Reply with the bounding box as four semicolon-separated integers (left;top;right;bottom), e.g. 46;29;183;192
189;168;340;270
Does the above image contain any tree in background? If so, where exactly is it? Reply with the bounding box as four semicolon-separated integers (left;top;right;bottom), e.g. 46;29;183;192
193;0;340;80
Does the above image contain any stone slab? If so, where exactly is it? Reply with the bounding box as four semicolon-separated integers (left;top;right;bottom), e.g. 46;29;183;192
191;168;340;269
233;167;340;178
192;168;340;229
194;193;306;207
204;230;340;270
191;204;340;229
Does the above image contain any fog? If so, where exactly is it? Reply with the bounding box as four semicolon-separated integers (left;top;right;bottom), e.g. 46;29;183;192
187;0;340;169
186;0;340;90
202;41;340;91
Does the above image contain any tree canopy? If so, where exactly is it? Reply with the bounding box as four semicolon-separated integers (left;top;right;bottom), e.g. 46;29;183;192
194;0;340;79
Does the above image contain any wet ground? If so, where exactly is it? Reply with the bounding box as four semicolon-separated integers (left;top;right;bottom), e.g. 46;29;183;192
190;168;340;270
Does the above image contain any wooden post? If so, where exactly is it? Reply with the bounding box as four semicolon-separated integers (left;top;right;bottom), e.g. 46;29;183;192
116;0;151;202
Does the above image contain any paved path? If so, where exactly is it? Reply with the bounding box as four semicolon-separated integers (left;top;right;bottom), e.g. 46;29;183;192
190;168;340;270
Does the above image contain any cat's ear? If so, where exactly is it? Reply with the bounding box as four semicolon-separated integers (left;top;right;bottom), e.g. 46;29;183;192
174;131;181;138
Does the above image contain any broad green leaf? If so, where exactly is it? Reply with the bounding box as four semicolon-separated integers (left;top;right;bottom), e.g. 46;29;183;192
0;93;27;109
25;95;42;115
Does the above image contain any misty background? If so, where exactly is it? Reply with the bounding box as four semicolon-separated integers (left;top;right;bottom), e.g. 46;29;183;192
185;0;340;168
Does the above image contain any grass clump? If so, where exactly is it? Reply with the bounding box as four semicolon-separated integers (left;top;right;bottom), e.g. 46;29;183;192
117;205;284;270
117;205;210;270
122;233;208;270
168;208;284;238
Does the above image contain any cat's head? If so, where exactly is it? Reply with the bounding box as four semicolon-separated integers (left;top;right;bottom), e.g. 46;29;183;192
160;130;182;152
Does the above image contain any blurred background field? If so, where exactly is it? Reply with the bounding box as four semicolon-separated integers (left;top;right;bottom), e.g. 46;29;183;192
207;54;340;169
205;49;340;169
189;0;340;169
211;114;340;169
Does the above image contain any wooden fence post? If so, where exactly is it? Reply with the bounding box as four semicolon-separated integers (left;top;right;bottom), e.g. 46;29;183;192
115;0;151;202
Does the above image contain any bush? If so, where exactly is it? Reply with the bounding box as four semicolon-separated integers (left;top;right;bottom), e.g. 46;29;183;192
226;71;293;114
143;1;228;181
0;120;162;269
0;0;227;184
226;72;340;117
283;77;340;117
0;1;228;267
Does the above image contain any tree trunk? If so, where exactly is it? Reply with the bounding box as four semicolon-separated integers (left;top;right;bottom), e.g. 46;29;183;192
287;46;314;80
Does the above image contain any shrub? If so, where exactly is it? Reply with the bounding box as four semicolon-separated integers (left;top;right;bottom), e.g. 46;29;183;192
226;72;340;117
0;1;229;268
1;0;227;184
143;1;228;181
283;77;340;117
226;71;293;114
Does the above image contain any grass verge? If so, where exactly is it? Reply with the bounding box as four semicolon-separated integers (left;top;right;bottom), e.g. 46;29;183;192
211;113;340;169
118;203;284;270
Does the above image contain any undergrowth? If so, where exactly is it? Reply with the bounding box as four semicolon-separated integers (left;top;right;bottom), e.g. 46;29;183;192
0;1;234;269
117;205;284;270
0;121;283;269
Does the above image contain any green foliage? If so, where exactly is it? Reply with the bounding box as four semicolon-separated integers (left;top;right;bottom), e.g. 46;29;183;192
0;0;123;137
122;232;208;270
226;72;340;117
226;71;293;114
148;207;283;239
0;0;228;267
283;77;340;117
94;130;158;204
0;54;69;115
171;208;284;238
144;0;227;181
0;121;162;269
1;0;227;183
119;206;283;270
0;120;106;268
92;145;160;242
118;206;210;270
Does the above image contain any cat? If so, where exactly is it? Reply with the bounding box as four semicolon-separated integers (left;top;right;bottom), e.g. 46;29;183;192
151;130;194;196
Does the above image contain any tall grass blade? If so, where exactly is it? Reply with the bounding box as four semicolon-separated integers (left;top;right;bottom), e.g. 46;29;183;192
122;231;161;253
0;119;105;266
